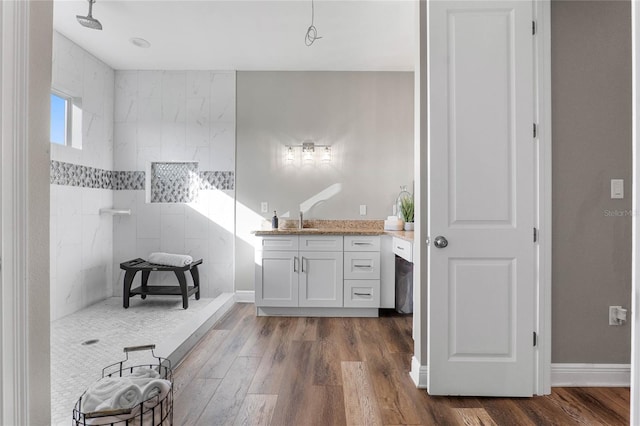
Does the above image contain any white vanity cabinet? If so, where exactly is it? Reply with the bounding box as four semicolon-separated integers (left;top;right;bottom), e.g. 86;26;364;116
255;234;382;316
255;235;344;309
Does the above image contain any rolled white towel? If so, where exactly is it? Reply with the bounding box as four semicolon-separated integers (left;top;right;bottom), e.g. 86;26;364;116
131;367;160;380
82;377;132;413
104;382;143;410
141;379;172;403
148;252;193;267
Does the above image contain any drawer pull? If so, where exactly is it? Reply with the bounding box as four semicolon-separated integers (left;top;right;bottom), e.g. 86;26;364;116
354;292;371;296
354;264;371;268
354;242;372;245
396;246;405;250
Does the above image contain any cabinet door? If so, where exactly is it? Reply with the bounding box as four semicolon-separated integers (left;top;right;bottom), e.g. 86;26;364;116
255;251;298;307
299;251;344;307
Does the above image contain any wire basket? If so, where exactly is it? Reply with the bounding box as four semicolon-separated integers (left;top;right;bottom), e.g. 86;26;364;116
72;344;173;426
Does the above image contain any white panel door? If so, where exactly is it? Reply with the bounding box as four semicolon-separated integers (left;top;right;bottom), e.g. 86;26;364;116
299;251;344;307
255;251;298;307
428;0;535;396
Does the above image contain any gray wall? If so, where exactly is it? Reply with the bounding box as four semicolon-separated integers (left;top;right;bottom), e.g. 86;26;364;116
235;72;414;291
552;1;632;363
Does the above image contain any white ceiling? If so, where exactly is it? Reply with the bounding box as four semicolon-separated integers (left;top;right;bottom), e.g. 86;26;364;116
53;0;416;71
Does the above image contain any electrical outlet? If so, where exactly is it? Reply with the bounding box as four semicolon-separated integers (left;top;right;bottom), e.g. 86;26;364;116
261;202;268;213
359;205;367;216
609;305;627;325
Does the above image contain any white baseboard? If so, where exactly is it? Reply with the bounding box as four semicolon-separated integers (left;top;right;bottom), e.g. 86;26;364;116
408;361;628;390
235;290;255;303
551;363;631;387
410;356;428;389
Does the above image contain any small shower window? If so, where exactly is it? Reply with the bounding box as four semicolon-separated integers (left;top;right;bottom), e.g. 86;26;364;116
50;90;82;149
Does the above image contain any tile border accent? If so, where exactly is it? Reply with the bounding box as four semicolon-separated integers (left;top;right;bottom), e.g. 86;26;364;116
50;160;234;191
199;171;234;191
114;171;145;191
50;160;113;189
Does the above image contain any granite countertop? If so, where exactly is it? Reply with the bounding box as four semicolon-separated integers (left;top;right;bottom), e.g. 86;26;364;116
254;228;387;236
253;219;414;242
385;230;415;242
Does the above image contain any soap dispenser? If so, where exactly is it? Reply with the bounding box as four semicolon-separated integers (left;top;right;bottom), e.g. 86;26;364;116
272;211;279;230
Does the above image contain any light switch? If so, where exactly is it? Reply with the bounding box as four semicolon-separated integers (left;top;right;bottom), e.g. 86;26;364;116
611;179;624;199
261;202;268;213
359;205;367;216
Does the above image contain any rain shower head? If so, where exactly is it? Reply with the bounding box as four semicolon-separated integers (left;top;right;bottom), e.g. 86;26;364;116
76;0;102;30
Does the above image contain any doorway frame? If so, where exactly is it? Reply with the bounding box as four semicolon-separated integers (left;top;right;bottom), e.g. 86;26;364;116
411;0;552;396
1;1;53;423
630;2;639;424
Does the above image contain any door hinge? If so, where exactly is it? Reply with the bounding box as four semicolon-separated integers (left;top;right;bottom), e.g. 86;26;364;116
533;227;538;243
533;331;538;347
532;20;537;35
533;123;537;138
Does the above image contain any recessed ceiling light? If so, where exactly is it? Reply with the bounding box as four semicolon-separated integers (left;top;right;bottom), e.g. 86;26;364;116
130;37;151;48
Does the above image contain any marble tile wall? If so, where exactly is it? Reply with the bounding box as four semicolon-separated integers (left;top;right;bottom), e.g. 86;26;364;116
113;71;236;298
50;32;115;321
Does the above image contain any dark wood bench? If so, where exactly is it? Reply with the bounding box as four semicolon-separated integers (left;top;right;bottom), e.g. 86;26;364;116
120;258;203;309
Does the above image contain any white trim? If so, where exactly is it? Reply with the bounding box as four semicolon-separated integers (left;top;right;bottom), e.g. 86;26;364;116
632;1;640;423
234;290;255;303
551;363;631;387
533;0;552;397
409;356;428;389
1;1;30;424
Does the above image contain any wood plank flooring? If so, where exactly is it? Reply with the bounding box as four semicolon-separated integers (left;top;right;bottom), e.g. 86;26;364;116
172;303;630;425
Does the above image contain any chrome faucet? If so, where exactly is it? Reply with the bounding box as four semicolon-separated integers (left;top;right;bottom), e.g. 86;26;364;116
299;211;304;229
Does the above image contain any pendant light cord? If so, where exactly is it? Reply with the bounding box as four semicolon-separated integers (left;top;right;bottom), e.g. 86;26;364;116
305;0;322;46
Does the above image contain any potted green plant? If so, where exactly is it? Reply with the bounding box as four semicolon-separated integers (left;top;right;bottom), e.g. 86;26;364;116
400;196;414;231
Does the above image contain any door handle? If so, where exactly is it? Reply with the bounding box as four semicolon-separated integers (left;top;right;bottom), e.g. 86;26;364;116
294;256;298;272
301;257;305;273
434;236;448;248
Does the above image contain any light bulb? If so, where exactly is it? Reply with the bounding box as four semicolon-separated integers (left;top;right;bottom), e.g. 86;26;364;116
322;146;331;162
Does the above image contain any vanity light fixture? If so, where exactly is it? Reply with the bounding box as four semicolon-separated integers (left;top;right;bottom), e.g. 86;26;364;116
321;146;331;162
302;142;314;161
286;146;295;162
285;140;332;162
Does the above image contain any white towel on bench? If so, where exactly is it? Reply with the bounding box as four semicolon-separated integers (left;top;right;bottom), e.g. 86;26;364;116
148;252;193;267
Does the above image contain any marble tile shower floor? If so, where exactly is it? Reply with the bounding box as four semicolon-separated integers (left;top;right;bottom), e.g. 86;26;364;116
50;295;229;426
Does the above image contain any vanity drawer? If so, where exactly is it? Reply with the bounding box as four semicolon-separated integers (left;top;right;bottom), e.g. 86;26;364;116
259;236;298;251
344;236;380;252
344;280;380;308
299;235;343;251
344;252;380;279
392;237;413;262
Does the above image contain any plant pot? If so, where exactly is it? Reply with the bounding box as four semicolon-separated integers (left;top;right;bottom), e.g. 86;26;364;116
404;222;414;231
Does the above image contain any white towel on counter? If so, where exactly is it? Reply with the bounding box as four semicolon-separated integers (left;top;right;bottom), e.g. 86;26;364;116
148;252;193;267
